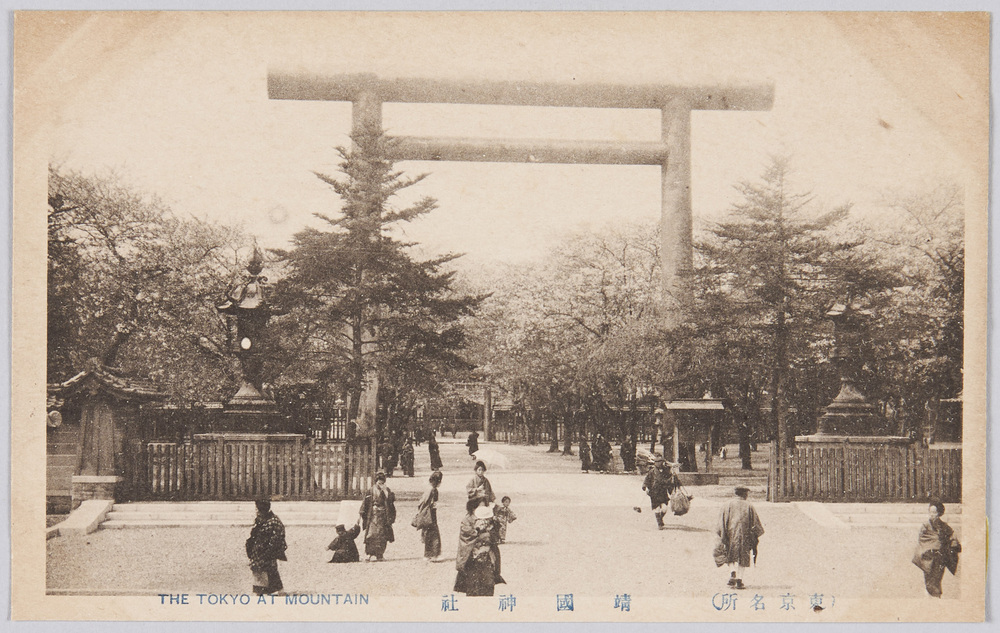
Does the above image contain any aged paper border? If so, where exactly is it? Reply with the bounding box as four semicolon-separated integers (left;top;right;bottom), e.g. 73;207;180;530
9;9;991;624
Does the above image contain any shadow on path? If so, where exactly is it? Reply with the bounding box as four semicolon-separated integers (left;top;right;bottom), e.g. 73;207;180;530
658;524;711;533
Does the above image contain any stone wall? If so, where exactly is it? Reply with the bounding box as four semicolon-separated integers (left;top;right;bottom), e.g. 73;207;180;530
71;475;121;509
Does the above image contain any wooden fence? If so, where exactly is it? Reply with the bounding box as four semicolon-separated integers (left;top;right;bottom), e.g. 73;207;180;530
768;441;961;502
125;435;376;501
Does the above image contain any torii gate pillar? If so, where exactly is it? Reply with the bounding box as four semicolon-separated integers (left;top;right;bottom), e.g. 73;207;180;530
660;101;693;311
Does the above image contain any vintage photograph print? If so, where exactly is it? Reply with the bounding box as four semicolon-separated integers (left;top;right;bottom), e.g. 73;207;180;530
12;11;988;622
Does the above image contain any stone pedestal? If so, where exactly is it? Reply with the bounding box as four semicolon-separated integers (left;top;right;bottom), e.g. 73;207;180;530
71;475;122;509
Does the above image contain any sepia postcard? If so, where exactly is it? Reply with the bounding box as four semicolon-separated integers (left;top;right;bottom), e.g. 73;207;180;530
11;11;989;622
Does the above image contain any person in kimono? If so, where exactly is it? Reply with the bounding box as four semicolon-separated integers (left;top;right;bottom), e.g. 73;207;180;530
913;501;960;597
579;438;592;472
378;439;397;477
360;471;397;561
327;521;361;563
642;455;681;529
493;495;517;544
245;500;287;595
400;437;415;477
454;500;503;596
620;436;636;472
418;470;444;561
428;434;444;470
466;430;480;457
592;434;611;471
466;460;496;506
714;486;764;590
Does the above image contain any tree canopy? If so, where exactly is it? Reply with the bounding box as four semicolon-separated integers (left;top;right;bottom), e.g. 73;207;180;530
47;166;248;400
466;158;962;462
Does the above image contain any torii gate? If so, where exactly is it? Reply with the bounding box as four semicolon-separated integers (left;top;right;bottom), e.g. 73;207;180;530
267;72;775;435
268;72;774;304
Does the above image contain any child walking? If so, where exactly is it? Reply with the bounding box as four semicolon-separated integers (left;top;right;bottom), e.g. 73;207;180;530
493;496;517;544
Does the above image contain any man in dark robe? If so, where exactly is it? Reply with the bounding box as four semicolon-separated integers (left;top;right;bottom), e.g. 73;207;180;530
246;500;287;595
580;438;592;472
714;486;764;590
641;456;680;529
466;431;480;457
327;522;361;563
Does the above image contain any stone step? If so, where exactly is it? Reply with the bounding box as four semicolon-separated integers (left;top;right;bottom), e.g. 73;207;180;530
47;470;74;487
842;513;962;525
111;502;344;513
48;426;81;438
840;520;964;532
103;502;353;528
717;476;768;485
47;442;80;453
105;510;342;522
101;518;342;529
828;504;962;515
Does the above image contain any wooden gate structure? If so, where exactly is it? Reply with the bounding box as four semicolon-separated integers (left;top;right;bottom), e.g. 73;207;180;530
768;441;961;503
124;434;376;501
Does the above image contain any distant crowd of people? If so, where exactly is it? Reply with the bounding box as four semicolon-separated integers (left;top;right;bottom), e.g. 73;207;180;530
376;432;443;478
579;433;637;473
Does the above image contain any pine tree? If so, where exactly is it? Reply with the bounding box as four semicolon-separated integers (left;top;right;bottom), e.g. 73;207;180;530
688;158;895;465
273;125;483;437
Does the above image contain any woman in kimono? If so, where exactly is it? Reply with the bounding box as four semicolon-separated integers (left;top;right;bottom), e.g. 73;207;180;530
913;501;960;597
360;471;396;561
714;486;764;590
400;438;415;477
428;434;444;471
419;470;444;561
466;460;496;506
454;499;500;596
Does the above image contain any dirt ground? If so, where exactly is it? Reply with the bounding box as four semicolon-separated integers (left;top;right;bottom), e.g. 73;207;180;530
47;437;959;601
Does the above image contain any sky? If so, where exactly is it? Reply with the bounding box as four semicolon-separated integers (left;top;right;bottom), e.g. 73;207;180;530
18;12;988;269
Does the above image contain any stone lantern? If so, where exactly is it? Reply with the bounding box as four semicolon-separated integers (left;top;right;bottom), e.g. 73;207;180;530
797;303;909;446
814;303;878;436
216;246;280;425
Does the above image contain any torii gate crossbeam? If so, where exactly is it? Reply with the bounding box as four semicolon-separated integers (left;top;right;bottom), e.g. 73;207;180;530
268;71;775;307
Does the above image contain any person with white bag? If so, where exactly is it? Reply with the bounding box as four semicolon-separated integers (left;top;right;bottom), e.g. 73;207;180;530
640;455;681;530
